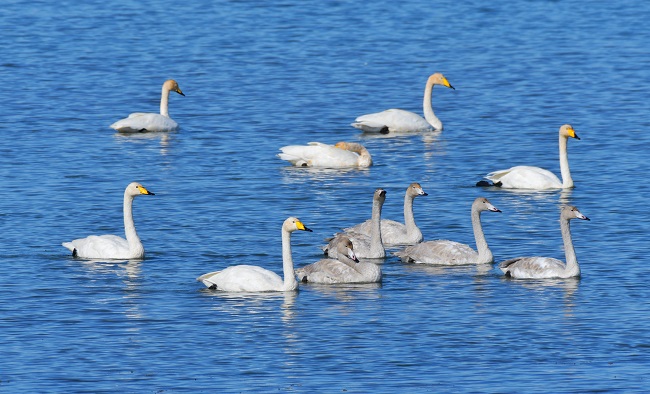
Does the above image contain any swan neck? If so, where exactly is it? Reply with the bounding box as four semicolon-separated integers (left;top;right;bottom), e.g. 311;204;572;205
403;193;419;237
370;198;384;255
559;135;573;188
422;79;442;130
160;85;171;117
561;217;580;276
472;208;492;264
123;192;143;257
281;228;298;290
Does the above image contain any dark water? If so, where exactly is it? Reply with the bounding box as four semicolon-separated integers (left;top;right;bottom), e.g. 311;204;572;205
1;0;649;392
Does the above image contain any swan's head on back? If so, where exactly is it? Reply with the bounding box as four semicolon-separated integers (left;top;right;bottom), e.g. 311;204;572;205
163;79;185;96
126;182;155;197
474;197;501;213
283;217;313;233
337;236;360;263
407;182;428;197
559;124;579;140
428;73;455;90
562;206;590;221
374;188;387;204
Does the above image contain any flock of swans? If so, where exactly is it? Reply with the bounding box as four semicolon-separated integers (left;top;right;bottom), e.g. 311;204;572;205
62;73;589;292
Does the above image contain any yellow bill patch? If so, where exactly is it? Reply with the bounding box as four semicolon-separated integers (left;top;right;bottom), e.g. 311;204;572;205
138;185;152;195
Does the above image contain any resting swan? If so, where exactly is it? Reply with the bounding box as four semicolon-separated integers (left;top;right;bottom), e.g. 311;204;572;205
197;217;312;292
395;197;500;265
499;206;589;279
480;124;580;189
343;182;427;246
278;141;372;168
110;79;185;133
351;73;455;133
323;189;386;259
62;182;155;259
296;236;382;284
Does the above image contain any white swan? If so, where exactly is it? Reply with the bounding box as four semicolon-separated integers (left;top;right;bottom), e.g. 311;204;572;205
197;217;312;292
323;189;386;259
296;236;382;284
351;73;455;133
395;197;500;265
499;206;589;279
481;124;580;189
278;141;372;168
110;79;185;133
62;182;155;259
343;182;427;246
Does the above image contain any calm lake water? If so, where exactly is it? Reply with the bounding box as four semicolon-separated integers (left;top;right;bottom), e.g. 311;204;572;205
2;0;650;392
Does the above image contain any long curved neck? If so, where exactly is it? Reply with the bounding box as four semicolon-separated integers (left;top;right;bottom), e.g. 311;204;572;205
403;192;420;239
559;135;573;188
123;193;144;258
561;218;580;277
422;80;442;130
471;209;492;264
369;198;385;257
337;252;358;269
346;143;372;167
160;86;171;117
281;228;298;290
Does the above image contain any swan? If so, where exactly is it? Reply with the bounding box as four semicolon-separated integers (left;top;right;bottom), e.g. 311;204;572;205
394;197;500;265
278;141;372;168
343;182;427;246
197;217;312;292
110;79;185;132
480;124;580;189
351;73;455;133
62;182;155;259
322;189;386;259
296;236;382;284
499;206;589;279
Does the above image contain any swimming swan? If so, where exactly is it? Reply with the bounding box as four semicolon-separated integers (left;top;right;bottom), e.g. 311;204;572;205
351;73;454;133
343;182;427;246
278;141;372;168
62;182;155;259
110;79;185;132
296;236;382;284
499;206;589;279
395;197;500;265
197;217;312;292
481;124;580;189
323;189;386;259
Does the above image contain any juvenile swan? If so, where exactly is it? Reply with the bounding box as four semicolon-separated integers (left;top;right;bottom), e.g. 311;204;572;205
499;206;590;279
278;141;372;168
323;189;386;259
62;182;155;259
351;73;455;133
395;197;500;265
197;217;312;292
481;124;580;189
110;79;185;132
344;182;427;246
296;236;382;284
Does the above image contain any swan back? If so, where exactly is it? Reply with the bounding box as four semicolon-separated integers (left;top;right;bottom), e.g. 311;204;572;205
278;141;372;168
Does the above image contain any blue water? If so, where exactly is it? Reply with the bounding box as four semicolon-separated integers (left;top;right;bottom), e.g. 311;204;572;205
2;0;650;392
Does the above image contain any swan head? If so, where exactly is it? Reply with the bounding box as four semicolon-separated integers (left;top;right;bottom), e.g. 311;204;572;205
428;73;455;90
374;188;387;204
163;79;185;96
560;124;579;140
408;182;428;197
562;206;590;221
338;236;360;263
474;197;501;213
284;217;313;233
125;182;155;197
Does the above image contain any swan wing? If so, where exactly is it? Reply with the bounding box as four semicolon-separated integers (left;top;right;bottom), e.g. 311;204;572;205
486;166;562;189
278;143;360;168
198;265;283;292
396;240;477;265
110;113;179;133
352;109;432;133
499;257;566;279
62;234;130;259
344;219;415;246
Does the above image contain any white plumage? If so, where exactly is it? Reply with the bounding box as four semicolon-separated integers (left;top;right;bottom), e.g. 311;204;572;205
278;141;372;168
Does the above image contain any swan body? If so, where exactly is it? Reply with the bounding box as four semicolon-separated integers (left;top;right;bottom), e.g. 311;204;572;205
197;217;312;292
499;206;589;279
296;236;381;284
483;124;580;189
62;182;155;259
323;189;386;259
395;197;500;265
344;182;427;246
278;141;372;168
110;79;185;132
351;73;454;133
